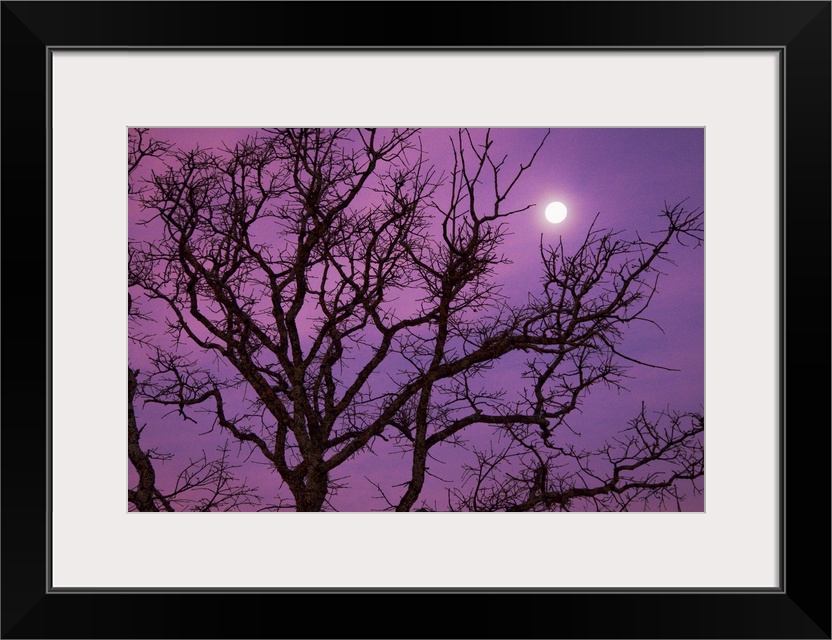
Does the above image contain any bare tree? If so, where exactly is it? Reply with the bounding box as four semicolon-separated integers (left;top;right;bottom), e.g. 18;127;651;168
128;129;260;513
451;405;703;512
128;127;704;512
128;367;261;512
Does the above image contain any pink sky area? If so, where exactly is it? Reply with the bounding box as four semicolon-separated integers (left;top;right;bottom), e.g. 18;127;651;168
129;127;705;511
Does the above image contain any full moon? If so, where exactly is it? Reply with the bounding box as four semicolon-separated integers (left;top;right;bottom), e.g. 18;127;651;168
545;201;568;224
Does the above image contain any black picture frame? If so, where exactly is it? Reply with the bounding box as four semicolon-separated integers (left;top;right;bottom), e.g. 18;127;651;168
2;2;829;638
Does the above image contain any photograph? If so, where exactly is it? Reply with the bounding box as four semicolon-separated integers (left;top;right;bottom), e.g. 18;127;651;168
2;0;827;635
128;127;704;513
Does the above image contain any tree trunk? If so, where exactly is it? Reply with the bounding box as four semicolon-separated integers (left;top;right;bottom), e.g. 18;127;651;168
293;465;329;512
127;368;159;512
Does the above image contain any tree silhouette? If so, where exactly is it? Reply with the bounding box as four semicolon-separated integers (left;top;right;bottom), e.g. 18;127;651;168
128;366;260;512
128;127;703;512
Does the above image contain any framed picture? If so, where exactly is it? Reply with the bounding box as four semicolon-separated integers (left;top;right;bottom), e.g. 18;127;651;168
3;2;829;638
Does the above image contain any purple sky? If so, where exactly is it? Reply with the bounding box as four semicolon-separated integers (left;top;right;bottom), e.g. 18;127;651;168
129;127;704;511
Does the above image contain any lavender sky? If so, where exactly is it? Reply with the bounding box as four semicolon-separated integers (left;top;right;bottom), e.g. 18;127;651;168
128;127;704;511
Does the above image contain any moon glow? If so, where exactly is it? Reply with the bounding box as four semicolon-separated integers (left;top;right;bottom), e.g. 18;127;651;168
545;201;568;224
